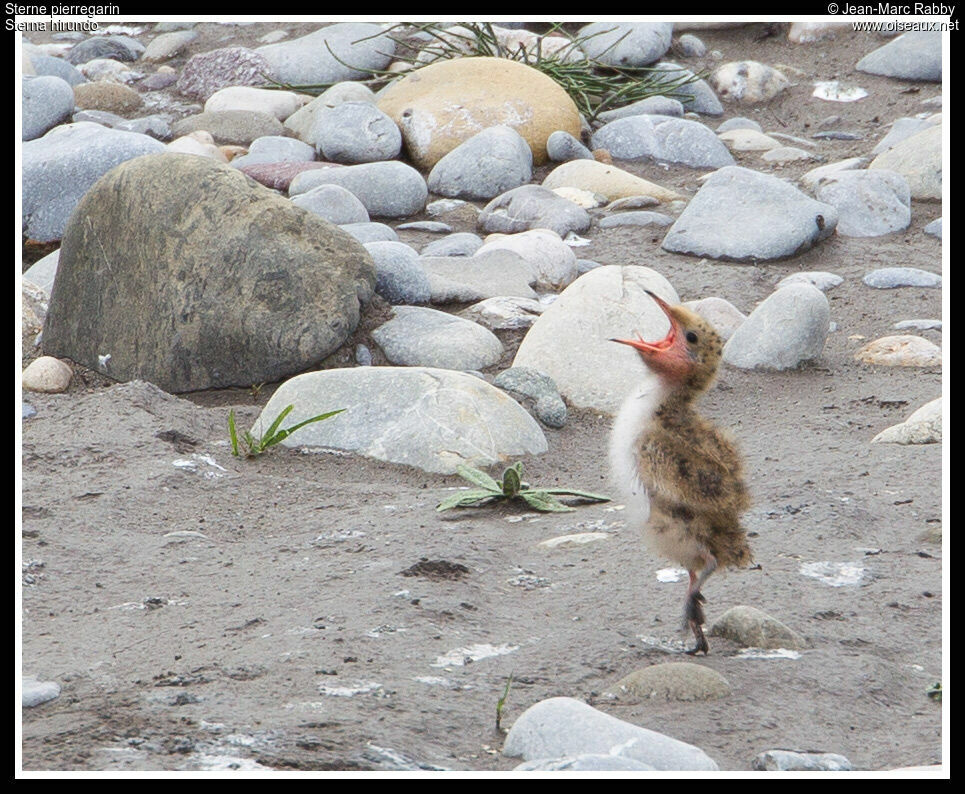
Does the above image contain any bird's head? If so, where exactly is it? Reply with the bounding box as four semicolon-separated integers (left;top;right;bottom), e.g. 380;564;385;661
610;291;723;395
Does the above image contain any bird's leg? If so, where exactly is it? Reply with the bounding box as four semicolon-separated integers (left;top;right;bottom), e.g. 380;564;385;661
684;552;717;655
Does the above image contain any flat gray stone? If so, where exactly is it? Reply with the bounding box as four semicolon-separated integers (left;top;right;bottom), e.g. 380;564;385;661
722;283;830;370
420;250;538;303
577;22;673;67
142;29;198;61
776;271;844;292
373;306;503;370
753;750;853;771
651;62;723;115
710;605;806;649
478;184;591;237
397;221;451;233
816;170;910;237
503;697;718;770
662;166;838;262
924;218;942;239
26;53;86;85
597;95;685;124
546;130;594;162
716;116;762;133
421;232;483;258
255;23;395;85
475;229;578;291
592;116;734;169
873;117;937;156
894;319;941;331
863;267;941;288
599;211;673;229
515;755;656;771
681;296;746;340
289;161;428;219
856;31;941;81
258;367;546;474
230;135;316;169
339;222;398;244
364;241;431;305
428;126;533;200
22;122;165;242
312;101;402;164
291;184;369;225
171;110;285;146
22;676;61;708
460;296;545;330
493;366;566;428
68;35;142;65
22;76;75;141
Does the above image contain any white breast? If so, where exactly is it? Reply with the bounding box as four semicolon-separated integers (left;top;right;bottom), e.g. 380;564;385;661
608;377;668;527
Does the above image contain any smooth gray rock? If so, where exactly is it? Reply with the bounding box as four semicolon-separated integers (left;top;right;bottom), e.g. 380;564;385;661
651;62;723;115
596;95;684;123
493;366;567;428
284;83;378;144
176;47;273;101
722;283;830;370
674;34;707;58
312;101;402;164
171;110;284;146
23;250;60;294
255;23;395;85
478;184;591;237
662;166;838;262
364;241;431;305
776;271;844;292
68;35;142;64
871;398;941;445
421;232;483;258
753;750;853;771
142;29;198;61
894;319;941;331
22;676;61;708
289;161;428;218
503;697;718;770
681;296;746;340
230;136;316;169
258;367;547;473
546;130;594;162
42;153;375;392
291;184;369;225
856;31;941;81
373;306;503;370
872;117;937;155
475;229;578;291
577;258;603;274
515;755;656;771
460;296;545;330
816;170;910;237
420;250;538;303
592;115;734;168
22;76;75;141
339;222;398;244
577;22;673;67
717;116;762;133
396;221;451;233
26;53;86;85
22;122;165;242
710;605;806;649
599;211;674;228
923;218;942;239
428;126;533;200
862;267;941;289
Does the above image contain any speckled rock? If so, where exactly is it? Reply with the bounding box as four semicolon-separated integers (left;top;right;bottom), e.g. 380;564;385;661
176;47;273;102
710;605;806;649
171;110;285;146
428;126;533;200
364;241;431;305
871;398;941;445
22;75;75;141
493;366;567;428
854;336;941;367
291;184;369;225
22;356;72;393
856;31;941;81
610;663;731;701
312;102;403;164
73;80;143;115
460;296;545;330
478;184;591;237
712;61;789;103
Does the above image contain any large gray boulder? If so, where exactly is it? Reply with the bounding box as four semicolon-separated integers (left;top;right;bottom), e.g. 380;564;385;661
42;153;375;393
856;31;941;81
22;75;75;141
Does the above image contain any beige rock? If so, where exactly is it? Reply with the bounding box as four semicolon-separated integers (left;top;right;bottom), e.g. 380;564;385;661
871;398;942;444
682;296;746;341
551;186;604;208
762;146;814;163
710;605;806;650
611;663;731;702
870;124;941;201
204;86;301;121
713;61;789;103
219;145;247;161
717;128;783;152
476;229;578;291
855;335;941;367
788;20;852;43
800;157;866;191
376;57;582;169
542;160;680;203
22;356;72;393
23;51;36;75
167;132;228;162
73;81;143;115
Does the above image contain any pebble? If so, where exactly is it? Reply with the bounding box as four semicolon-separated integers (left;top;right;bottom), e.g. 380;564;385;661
460;296;545;330
709;605;806;650
923;218;942;239
869;124;941;200
258;367;546;474
577;21;673;67
142;29;198;62
420;250;538;303
513;265;678;413
289;161;428;219
722;284;830;370
339;222;398;244
894;319;941;332
22;122;165;242
674;34;707;58
650;62;723;115
478;184;591;237
592;116;734;169
166;131;227;161
312;102;402;164
862;267;941;289
22;76;75;141
67;35;142;65
176;47;273;101
681;296;746;340
712;61;789;103
427;126;533;200
363;241;431;305
22;676;61;708
229;135;315;170
22;356;72;393
662;166;837;262
373;307;503;371
788;20;852;43
598;211;673;229
74;110;173;140
854;336;941;367
605;195;661;211
871;398;941;445
23;250;60;294
595;95;684;123
493;367;567;428
515;756;655;771
291;184;370;225
25;53;86;85
816;171;911;237
545;130;594;162
776;271;844;292
753;750;853;772
354;344;372;366
611;663;731;702
140;70;178;90
856;31;941;81
503;697;718;770
255;23;395;85
239;161;340;192
172;110;285;146
542;159;680;203
811;130;862;141
761;146;813;163
421;233;483;258
284;84;378;143
799;157;866;191
476;229;579;291
23;403;37;420
716;116;762;133
717;128;782;151
204;86;300;122
73;80;143;115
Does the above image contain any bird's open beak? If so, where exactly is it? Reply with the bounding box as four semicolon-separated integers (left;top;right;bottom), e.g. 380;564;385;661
609;290;679;352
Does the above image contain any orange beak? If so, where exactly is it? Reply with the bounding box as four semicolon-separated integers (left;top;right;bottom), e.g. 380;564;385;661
609;290;679;353
610;291;691;382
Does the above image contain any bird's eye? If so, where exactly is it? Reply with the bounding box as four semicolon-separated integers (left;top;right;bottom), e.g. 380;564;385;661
686;331;698;344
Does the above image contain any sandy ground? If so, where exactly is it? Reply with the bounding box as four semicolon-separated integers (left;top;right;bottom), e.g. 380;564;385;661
20;21;945;773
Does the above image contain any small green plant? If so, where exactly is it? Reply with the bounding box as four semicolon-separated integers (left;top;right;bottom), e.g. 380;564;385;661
437;461;609;513
228;404;344;458
496;672;514;733
926;682;942;702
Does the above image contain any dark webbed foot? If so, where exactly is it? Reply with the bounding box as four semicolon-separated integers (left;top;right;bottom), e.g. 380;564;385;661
685;618;710;655
683;593;710;654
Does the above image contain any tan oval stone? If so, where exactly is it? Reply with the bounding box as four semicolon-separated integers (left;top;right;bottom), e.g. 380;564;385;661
871;398;942;444
855;335;942;367
870;124;941;201
718;128;782;152
710;605;806;650
376;57;581;169
612;663;731;702
542;160;680;203
73;81;143;116
23;356;72;393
